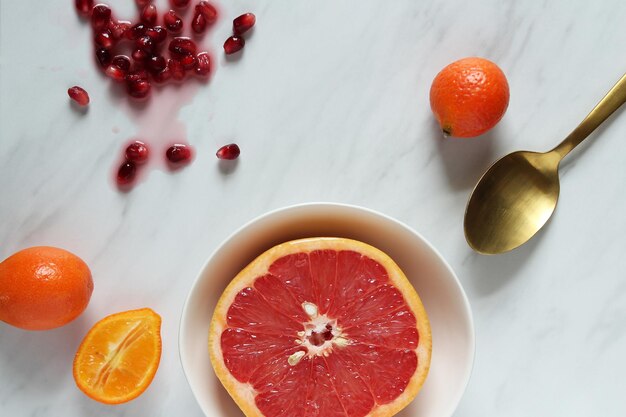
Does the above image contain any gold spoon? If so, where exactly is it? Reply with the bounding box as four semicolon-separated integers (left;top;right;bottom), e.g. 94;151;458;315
464;72;626;254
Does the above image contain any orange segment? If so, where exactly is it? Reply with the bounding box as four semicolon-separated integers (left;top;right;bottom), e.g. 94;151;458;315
73;308;162;404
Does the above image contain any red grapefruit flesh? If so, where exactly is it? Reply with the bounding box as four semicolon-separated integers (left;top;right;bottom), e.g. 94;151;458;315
209;238;431;417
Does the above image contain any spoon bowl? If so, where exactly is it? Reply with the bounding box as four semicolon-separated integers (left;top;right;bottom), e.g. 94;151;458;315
464;73;626;254
464;150;560;254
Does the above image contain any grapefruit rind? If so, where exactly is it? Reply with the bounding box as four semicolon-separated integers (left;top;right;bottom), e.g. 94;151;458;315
209;237;432;417
73;308;162;405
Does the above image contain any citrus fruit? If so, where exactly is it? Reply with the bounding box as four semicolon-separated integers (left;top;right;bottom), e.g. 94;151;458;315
430;57;509;137
209;237;432;417
0;246;93;330
73;308;162;404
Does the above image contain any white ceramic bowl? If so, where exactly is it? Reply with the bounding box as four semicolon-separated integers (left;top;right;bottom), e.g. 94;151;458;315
180;203;474;417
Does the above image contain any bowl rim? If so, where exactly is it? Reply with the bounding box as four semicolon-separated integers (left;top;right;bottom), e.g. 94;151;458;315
179;201;475;417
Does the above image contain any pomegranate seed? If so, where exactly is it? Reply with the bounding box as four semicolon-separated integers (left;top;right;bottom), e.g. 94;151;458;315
135;0;151;8
75;0;94;17
179;55;197;70
194;52;211;76
168;37;196;58
163;10;183;34
223;36;244;55
91;4;112;31
125;71;151;98
233;13;255;35
146;26;167;43
136;35;155;52
196;1;217;24
166;144;192;164
141;4;158;25
131;69;150;80
125;141;150;163
147;55;167;73
170;0;190;8
105;55;131;81
167;59;185;81
110;20;131;40
128;23;147;40
153;67;172;84
117;161;137;185
191;12;206;34
68;86;90;106
94;29;114;49
216;144;240;160
112;55;131;71
132;48;150;62
95;47;112;67
105;65;125;81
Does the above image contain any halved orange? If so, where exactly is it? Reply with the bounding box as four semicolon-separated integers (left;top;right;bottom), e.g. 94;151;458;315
209;237;432;417
73;308;162;404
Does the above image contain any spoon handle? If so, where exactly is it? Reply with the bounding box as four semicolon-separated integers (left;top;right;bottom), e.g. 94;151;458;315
552;72;626;159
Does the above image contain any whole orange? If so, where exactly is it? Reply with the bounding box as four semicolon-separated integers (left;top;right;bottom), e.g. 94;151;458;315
430;57;509;138
0;246;93;330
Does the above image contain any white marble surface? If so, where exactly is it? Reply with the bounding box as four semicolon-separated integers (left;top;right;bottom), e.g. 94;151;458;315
1;0;626;416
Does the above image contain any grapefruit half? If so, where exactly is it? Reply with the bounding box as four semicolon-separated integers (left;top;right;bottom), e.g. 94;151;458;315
209;237;431;417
